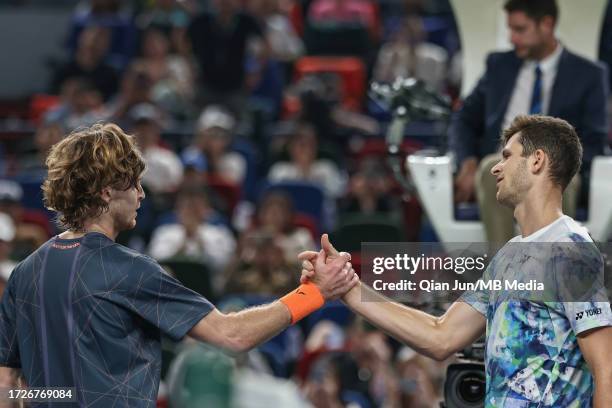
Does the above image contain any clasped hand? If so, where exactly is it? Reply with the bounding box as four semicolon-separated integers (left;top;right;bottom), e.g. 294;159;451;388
297;234;359;300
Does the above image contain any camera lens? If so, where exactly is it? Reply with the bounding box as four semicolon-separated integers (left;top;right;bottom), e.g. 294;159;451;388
444;361;485;407
458;374;485;403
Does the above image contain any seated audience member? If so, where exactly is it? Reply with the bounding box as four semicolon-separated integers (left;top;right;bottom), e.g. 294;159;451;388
136;0;193;55
134;27;195;118
45;78;107;131
17;122;65;179
224;230;299;296
181;106;246;185
247;0;304;63
66;0;137;70
51;25;119;101
129;103;183;194
339;158;396;215
394;346;440;407
187;0;265;114
0;212;17;295
295;74;380;141
148;187;236;273
251;191;315;263
105;62;156;129
373;15;448;92
303;319;398;407
268;122;346;199
0;181;52;261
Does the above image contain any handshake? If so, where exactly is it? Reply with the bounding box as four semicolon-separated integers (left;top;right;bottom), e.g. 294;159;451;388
297;234;360;301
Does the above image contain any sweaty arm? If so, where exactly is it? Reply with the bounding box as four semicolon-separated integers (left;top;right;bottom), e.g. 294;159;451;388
342;282;485;361
577;326;612;408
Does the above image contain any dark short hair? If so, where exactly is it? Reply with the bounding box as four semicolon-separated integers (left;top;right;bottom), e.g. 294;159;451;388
43;123;145;231
504;0;558;23
502;115;582;190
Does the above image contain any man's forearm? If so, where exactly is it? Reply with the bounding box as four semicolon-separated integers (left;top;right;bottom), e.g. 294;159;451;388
342;282;450;360
226;301;292;351
0;367;19;408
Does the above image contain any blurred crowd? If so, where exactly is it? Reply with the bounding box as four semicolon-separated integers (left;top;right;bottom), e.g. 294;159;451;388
1;0;611;407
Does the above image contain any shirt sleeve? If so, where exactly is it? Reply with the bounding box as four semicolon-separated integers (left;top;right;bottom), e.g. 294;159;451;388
115;255;214;342
459;263;493;316
0;272;21;367
561;300;612;335
551;241;612;334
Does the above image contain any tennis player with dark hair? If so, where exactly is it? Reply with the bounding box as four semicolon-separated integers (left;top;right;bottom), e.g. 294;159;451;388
303;115;612;406
0;123;357;407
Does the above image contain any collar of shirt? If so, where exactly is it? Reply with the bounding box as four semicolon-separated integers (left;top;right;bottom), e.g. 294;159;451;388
524;41;563;76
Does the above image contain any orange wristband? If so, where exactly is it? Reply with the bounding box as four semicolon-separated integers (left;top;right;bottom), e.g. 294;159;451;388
280;282;325;324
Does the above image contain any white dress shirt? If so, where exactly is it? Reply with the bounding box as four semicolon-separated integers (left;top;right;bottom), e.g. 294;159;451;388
503;42;563;129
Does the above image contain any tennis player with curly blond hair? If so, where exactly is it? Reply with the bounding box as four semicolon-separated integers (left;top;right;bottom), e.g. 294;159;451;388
0;123;357;407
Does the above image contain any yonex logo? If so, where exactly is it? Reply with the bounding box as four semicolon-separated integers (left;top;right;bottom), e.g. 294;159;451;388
576;308;602;320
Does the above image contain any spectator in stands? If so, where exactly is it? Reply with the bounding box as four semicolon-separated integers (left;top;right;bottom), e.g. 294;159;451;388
148;187;236;275
449;0;608;242
268;122;345;199
136;0;194;56
251;191;315;263
0;181;52;261
298;317;406;408
373;15;448;92
394;346;440;407
17;122;64;179
45;78;107;131
246;0;304;63
105;62;156;129
295;74;380;141
66;0;137;70
51;26;119;101
339;158;396;215
129;103;183;194
223;230;299;296
134;27;195;119
186;0;265;115
0;213;17;295
181;106;246;185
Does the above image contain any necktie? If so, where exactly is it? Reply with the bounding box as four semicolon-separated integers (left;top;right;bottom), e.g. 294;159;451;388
529;65;542;114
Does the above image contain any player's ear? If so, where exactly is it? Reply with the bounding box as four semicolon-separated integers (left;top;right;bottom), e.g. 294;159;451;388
100;186;113;203
531;149;546;174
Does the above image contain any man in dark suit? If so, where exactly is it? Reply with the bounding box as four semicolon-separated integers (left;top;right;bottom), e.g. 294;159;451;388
449;0;608;243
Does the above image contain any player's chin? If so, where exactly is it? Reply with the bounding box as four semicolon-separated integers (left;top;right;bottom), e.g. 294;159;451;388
124;217;137;230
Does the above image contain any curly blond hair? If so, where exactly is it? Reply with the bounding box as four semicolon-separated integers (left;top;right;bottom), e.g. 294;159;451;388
42;123;145;231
